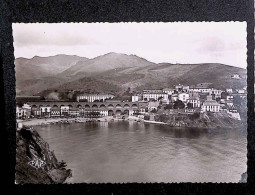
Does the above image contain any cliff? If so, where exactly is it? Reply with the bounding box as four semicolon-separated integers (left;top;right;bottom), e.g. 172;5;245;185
16;128;72;184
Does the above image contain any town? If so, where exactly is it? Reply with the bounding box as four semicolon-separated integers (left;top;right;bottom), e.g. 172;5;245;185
16;80;247;127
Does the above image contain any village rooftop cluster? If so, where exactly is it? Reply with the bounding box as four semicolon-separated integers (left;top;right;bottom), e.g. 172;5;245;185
16;80;247;122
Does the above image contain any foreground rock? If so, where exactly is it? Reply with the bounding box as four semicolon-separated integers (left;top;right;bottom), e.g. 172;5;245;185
16;128;72;184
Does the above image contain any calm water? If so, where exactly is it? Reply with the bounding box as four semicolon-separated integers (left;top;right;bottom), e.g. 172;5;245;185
36;121;247;183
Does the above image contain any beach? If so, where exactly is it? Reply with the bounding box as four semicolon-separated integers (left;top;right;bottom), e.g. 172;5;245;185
18;116;144;127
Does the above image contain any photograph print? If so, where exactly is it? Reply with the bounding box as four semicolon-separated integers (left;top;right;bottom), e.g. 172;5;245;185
14;22;247;183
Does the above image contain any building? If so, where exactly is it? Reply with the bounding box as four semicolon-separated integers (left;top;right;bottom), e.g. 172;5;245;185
77;94;115;102
226;88;233;93
143;91;168;102
31;106;41;117
60;106;69;117
178;92;189;102
226;95;234;100
16;104;32;119
40;106;51;117
16;106;30;119
163;88;175;95
143;89;163;93
187;92;200;108
148;101;160;112
69;108;80;117
50;108;61;117
236;89;245;94
182;86;190;92
211;88;222;98
132;95;139;102
201;95;220;112
231;74;241;79
171;94;178;102
175;84;183;92
189;86;212;94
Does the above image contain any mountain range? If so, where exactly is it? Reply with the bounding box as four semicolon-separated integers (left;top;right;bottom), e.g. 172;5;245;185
15;53;247;99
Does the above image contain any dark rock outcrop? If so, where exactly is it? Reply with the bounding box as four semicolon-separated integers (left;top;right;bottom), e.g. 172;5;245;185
16;128;72;184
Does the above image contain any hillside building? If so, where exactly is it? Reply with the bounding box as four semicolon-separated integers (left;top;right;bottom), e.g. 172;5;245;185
178;92;189;102
77;94;115;102
226;88;233;93
211;88;222;98
187;92;200;108
201;95;220;112
143;91;168;102
231;74;241;79
163;88;175;95
132;95;139;102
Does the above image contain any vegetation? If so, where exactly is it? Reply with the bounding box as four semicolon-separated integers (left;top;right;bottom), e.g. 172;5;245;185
173;100;185;109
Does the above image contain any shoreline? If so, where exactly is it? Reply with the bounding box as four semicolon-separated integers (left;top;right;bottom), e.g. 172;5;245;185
18;116;245;130
18;116;143;127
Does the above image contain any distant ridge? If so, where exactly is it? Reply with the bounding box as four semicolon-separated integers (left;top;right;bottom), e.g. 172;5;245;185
15;53;247;97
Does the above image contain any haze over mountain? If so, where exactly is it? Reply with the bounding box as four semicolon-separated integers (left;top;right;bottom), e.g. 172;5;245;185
15;52;247;99
15;54;88;81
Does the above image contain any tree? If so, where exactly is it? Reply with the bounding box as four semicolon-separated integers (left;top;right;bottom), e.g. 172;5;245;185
221;92;228;99
151;108;157;113
173;100;185;109
158;96;163;101
187;102;193;109
164;104;173;110
216;97;221;102
144;115;150;120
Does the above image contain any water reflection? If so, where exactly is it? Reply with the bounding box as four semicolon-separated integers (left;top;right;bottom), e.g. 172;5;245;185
36;121;247;183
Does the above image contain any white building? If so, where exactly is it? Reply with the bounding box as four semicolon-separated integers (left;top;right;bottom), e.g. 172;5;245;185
143;92;168;102
171;94;178;102
182;86;190;92
201;95;220;112
16;104;32;119
40;106;51;117
232;74;241;79
236;89;245;94
226;88;233;93
226;95;234;100
60;106;69;116
187;92;200;108
211;88;222;98
178;92;189;102
163;88;175;95
189;87;212;94
148;101;160;112
132;95;139;102
175;84;183;92
77;94;114;102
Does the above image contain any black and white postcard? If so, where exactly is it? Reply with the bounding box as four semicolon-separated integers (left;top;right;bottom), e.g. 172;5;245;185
14;22;248;184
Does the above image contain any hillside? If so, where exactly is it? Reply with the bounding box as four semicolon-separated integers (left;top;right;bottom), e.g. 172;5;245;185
16;128;71;184
15;53;247;98
15;54;88;81
59;52;156;79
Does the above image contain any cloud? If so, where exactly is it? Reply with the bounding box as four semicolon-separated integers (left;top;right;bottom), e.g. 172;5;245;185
197;37;225;53
14;28;97;47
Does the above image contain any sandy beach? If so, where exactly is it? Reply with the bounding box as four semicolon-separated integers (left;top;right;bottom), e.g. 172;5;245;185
18;115;144;127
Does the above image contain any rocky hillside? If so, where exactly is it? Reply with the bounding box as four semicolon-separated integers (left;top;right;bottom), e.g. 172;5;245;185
154;111;245;129
15;53;247;97
16;128;71;184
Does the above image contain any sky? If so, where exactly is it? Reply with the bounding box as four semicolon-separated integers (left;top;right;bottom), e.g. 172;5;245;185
13;22;247;68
